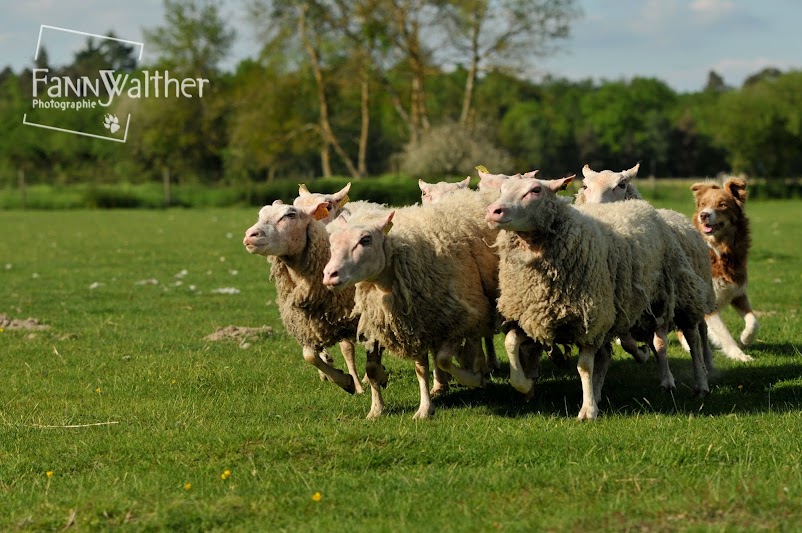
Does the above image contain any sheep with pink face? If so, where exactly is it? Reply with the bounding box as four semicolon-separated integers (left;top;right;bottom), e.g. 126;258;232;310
323;189;498;419
293;183;352;225
418;176;471;204
243;199;384;396
487;176;705;420
576;163;717;395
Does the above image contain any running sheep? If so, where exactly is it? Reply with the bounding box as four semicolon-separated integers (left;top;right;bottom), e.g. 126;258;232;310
577;163;717;393
243;200;383;396
487;175;709;420
323;188;499;419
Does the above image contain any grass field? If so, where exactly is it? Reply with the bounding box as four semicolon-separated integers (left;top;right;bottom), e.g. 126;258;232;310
1;198;801;531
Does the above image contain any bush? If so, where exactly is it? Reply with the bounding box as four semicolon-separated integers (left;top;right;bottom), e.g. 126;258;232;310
399;122;513;178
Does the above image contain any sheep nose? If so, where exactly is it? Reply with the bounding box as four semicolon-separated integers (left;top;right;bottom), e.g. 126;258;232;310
322;268;340;287
247;228;263;238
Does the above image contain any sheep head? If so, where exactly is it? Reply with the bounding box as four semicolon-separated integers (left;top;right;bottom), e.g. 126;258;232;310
486;176;575;232
579;163;640;204
476;168;538;191
243;200;328;257
419;176;470;204
292;182;351;224
323;211;394;291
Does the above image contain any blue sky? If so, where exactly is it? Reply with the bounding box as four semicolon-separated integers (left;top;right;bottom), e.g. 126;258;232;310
1;0;800;93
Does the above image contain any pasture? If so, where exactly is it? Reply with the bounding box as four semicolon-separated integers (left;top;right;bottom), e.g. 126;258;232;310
1;198;801;530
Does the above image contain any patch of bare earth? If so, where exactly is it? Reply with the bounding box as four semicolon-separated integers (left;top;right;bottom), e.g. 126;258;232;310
0;314;50;331
204;325;273;348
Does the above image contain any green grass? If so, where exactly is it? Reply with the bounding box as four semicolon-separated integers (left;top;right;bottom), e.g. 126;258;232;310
1;200;801;531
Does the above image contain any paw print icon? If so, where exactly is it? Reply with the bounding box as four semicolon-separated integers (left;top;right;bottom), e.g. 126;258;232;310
103;114;120;134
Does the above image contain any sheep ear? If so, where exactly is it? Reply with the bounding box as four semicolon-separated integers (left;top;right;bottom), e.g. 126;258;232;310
547;175;575;192
521;169;539;179
333;182;351;207
418;179;429;192
272;199;284;206
379;211;395;235
458;176;471;188
622;162;640;181
300;201;329;221
511;173;524;180
725;177;748;205
298;184;310;196
581;164;597;181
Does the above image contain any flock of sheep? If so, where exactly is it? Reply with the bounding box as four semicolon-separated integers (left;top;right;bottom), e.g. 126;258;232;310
242;165;743;421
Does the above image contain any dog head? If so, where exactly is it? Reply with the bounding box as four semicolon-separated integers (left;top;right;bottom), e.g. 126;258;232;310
690;177;747;241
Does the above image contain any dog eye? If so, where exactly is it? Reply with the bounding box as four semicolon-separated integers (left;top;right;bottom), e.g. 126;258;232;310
359;235;372;246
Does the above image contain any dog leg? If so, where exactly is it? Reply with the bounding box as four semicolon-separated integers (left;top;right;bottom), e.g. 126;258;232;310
705;311;753;362
731;294;759;347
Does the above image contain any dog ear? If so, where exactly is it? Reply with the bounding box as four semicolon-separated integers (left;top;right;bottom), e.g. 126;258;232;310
724;178;748;205
690;182;717;198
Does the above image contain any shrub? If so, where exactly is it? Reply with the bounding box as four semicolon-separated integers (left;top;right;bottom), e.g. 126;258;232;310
399;122;513;178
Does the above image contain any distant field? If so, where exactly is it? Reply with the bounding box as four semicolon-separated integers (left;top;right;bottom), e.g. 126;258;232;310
1;200;801;530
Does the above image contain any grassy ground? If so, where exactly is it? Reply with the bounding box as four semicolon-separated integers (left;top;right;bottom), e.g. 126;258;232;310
1;199;801;531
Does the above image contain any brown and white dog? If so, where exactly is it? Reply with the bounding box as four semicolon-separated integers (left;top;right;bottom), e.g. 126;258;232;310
690;177;757;362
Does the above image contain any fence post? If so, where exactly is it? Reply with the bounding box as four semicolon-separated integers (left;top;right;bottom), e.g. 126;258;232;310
18;169;26;209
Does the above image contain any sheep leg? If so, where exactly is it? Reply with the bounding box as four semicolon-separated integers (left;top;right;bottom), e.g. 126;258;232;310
365;344;387;419
619;333;650;363
522;340;543;383
431;364;450;397
731;294;759;347
576;345;599;421
705;311;753;362
466;338;489;376
676;329;691;353
484;336;500;374
412;355;434;420
699;321;716;378
681;324;710;397
592;344;612;404
434;341;485;389
339;340;364;395
505;328;534;399
317;349;335;382
302;345;356;394
651;325;675;392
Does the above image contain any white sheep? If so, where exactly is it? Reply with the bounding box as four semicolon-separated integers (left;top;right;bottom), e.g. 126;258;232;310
577;164;717;393
487;175;709;420
418;176;471;204
323;189;499;419
243;200;381;396
293;183;352;224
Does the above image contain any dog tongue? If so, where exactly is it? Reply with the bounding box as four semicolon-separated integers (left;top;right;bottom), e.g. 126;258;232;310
703;224;714;233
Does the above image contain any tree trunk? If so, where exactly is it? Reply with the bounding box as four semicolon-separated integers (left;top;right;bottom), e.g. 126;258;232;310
459;11;482;127
298;4;360;179
358;60;370;178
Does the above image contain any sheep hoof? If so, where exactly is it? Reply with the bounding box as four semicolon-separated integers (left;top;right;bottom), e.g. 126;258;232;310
412;406;434;420
366;408;383;420
431;383;449;397
634;345;650;364
727;351;754;363
340;375;357;395
577;404;598;421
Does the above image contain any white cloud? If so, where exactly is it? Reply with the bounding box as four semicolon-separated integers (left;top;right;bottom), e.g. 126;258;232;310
691;0;736;18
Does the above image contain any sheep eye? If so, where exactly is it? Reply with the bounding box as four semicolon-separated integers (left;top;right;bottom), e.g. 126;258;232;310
532;186;541;194
283;211;297;220
618;183;627;189
359;235;372;246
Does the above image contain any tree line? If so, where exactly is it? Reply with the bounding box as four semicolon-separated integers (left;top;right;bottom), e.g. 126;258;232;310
1;0;800;188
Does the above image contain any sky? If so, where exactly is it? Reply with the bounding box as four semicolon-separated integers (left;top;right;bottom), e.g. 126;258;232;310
1;0;800;93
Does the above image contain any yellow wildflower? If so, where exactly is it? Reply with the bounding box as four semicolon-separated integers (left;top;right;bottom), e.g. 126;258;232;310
311;492;322;502
184;482;192;491
221;469;231;480
46;471;53;478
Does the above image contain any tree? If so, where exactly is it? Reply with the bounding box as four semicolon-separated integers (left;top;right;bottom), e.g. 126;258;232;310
438;0;581;127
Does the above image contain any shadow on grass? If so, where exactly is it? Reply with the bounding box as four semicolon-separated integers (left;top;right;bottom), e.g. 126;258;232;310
429;353;802;419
